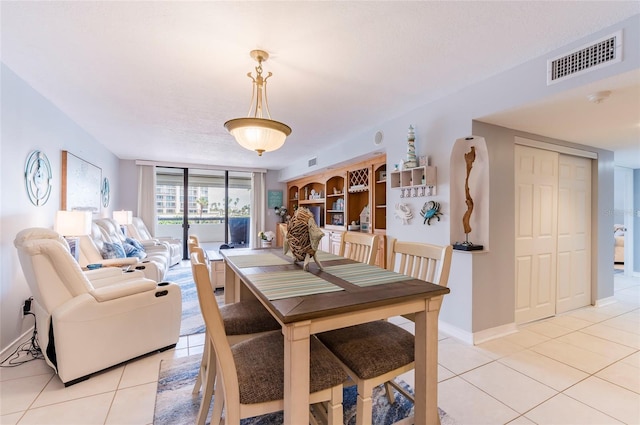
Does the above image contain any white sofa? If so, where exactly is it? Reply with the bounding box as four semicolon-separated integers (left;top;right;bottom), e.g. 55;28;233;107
14;228;181;386
78;221;168;282
95;217;172;271
126;217;183;266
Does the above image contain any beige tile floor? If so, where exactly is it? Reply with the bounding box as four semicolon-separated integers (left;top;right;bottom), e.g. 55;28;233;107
1;274;638;425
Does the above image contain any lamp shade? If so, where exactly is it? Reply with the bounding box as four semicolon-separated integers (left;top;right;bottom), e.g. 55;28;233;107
55;210;92;236
113;210;133;225
225;117;291;156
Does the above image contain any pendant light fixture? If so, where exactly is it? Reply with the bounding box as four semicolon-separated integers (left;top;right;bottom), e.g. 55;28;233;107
224;50;292;156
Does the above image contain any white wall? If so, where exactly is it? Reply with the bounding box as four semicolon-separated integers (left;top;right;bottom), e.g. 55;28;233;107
1;63;121;352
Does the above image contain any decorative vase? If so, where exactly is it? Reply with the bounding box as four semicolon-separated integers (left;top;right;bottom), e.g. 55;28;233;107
405;125;418;168
261;240;272;248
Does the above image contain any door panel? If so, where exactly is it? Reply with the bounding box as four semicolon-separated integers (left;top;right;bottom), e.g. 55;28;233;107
556;155;591;313
515;145;559;324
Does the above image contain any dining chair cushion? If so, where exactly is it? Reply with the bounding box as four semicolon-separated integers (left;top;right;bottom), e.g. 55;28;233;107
220;299;280;335
233;331;348;405
317;321;414;380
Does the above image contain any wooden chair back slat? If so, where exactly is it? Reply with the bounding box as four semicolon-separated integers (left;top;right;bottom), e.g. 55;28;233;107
338;231;380;266
388;239;452;288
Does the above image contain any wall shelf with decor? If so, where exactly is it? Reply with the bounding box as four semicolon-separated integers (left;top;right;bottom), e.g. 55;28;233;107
389;165;437;196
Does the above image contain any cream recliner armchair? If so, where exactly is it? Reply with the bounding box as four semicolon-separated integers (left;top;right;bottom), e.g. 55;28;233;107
126;217;183;266
14;228;182;386
78;222;168;282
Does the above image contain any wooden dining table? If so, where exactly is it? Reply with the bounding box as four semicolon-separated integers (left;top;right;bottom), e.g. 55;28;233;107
219;248;450;425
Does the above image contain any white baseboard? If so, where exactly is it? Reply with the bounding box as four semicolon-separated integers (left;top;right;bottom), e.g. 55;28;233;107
439;321;518;345
472;323;518;345
438;321;474;345
595;296;617;308
0;326;34;361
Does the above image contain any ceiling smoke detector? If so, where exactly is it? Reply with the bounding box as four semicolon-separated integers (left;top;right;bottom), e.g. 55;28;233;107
587;90;612;104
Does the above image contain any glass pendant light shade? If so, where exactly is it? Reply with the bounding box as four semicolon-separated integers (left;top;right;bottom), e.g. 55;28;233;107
224;117;291;156
225;50;291;156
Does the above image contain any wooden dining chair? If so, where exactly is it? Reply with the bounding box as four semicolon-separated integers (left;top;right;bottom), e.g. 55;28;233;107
388;238;453;290
190;245;208;265
188;234;200;254
189;252;281;425
191;253;347;425
387;238;453;322
317;320;415;425
382;239;453;402
338;231;379;265
317;240;453;425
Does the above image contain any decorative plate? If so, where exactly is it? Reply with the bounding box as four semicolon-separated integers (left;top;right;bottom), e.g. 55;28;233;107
24;150;52;206
101;177;110;207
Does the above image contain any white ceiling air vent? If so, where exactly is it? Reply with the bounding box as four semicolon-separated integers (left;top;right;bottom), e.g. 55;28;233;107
547;30;622;85
308;157;317;167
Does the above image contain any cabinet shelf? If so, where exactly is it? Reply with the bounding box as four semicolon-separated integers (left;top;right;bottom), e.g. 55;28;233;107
299;199;325;205
348;186;369;193
287;156;386;266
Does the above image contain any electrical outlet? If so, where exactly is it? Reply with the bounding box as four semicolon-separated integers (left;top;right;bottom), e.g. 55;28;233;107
22;297;32;315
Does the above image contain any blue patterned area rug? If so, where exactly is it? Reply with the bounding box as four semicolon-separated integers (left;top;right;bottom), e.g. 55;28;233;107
166;263;210;336
154;354;456;425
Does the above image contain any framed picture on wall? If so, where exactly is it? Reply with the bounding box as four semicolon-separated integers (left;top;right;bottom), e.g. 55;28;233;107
61;150;102;212
267;190;283;209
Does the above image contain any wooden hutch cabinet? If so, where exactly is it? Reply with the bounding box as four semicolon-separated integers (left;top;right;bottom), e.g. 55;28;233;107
280;155;387;268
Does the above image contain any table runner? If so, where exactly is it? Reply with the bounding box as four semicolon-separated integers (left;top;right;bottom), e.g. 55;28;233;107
324;263;413;287
314;250;345;261
224;253;291;268
283;250;344;262
249;270;344;300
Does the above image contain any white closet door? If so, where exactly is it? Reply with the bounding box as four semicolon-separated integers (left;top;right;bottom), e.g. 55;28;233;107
556;155;591;313
515;145;559;324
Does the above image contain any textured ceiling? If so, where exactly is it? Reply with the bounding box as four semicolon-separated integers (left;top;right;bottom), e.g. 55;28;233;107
2;1;639;170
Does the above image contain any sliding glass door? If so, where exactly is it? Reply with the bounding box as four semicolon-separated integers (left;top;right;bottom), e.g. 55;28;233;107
155;167;252;254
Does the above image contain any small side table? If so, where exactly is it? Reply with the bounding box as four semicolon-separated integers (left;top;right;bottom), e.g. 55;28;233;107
207;250;225;289
276;223;287;247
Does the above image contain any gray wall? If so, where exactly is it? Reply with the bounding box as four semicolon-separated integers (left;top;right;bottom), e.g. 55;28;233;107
635;169;640;273
1;63;121;351
472;121;615;325
2;14;638;352
0;63;286;353
276;14;638;337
